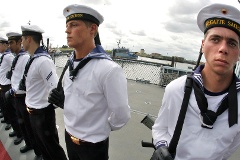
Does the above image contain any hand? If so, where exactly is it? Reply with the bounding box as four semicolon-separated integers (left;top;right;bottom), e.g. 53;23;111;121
150;146;173;160
19;78;26;91
6;71;12;79
48;87;65;109
5;89;14;100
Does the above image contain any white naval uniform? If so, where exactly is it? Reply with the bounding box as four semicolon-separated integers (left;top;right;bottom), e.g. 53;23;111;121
152;75;240;160
25;55;58;109
63;58;131;143
11;52;30;94
0;52;14;85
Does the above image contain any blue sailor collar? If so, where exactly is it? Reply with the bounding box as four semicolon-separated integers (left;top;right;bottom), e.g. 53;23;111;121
193;64;240;95
2;49;11;55
32;47;51;59
18;49;28;56
69;45;112;67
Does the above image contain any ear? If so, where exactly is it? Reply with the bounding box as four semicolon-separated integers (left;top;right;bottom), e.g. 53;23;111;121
201;39;205;52
27;36;31;43
201;39;204;47
90;24;98;34
17;39;22;45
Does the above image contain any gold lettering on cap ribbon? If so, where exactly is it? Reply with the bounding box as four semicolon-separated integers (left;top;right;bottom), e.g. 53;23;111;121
228;21;240;32
205;19;226;28
66;13;83;21
205;18;240;32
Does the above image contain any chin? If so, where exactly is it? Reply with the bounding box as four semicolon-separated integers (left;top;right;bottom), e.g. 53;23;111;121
67;42;73;48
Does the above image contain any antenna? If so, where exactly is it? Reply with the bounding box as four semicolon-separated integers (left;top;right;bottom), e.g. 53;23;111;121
117;39;121;48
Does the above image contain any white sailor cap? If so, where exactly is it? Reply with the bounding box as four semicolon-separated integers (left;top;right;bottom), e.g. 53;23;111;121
6;32;22;41
21;25;44;36
197;3;240;36
63;4;104;26
0;37;8;44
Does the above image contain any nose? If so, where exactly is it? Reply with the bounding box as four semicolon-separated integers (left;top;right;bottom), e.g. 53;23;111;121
218;41;228;55
65;26;70;34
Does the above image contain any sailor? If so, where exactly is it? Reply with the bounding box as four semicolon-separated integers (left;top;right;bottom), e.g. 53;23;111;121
151;3;240;160
5;32;42;157
0;37;24;145
48;4;131;160
20;24;67;160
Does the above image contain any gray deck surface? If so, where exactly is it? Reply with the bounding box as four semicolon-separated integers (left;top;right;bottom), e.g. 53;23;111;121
0;78;240;160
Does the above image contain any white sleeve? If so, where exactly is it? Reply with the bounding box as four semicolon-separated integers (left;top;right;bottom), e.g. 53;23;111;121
152;76;186;148
104;65;131;131
152;90;172;147
222;132;240;160
39;58;58;90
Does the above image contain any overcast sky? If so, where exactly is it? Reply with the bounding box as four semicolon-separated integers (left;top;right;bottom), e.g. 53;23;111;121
0;0;240;61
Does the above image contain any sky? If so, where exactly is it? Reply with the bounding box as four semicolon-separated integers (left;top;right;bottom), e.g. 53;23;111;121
0;0;240;61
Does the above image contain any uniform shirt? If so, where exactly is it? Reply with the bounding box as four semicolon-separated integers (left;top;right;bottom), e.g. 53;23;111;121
63;58;131;143
11;51;30;94
152;70;240;160
0;49;14;85
25;48;58;109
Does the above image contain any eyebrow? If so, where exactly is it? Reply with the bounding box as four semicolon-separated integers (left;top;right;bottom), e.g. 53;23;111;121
209;34;239;43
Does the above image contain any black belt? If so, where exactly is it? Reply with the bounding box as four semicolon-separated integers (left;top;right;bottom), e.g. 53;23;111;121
0;84;11;91
27;104;54;115
14;93;26;98
66;130;108;146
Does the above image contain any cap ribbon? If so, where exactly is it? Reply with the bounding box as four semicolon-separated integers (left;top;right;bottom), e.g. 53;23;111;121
66;13;100;25
204;18;240;36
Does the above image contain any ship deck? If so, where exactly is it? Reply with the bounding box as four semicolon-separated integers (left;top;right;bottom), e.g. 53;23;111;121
1;79;240;160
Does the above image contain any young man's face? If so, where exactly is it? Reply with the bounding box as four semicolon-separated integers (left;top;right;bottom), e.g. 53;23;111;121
0;43;8;53
65;20;96;48
21;36;30;52
8;39;20;54
202;27;240;75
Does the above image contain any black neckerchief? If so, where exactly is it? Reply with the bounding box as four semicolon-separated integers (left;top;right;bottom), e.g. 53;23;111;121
18;47;50;91
68;45;112;81
68;57;92;81
6;50;27;80
24;47;50;78
0;49;11;66
10;50;27;71
193;65;239;129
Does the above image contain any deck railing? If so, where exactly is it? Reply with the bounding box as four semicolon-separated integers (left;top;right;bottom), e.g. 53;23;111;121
53;55;192;86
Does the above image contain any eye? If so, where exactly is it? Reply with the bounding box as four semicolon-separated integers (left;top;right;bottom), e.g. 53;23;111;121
228;41;237;47
66;22;78;28
211;37;219;43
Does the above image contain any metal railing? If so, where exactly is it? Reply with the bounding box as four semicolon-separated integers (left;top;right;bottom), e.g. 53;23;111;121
53;55;190;86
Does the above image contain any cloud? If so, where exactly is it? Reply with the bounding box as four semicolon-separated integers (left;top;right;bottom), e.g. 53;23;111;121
0;22;10;28
0;0;239;62
130;30;146;36
164;0;211;34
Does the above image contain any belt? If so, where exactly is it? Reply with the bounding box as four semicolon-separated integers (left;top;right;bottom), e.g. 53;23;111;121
14;93;26;98
0;84;11;91
67;131;107;146
27;105;54;115
26;107;34;114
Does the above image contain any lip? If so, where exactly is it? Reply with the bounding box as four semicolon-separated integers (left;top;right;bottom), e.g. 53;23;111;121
215;59;228;64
